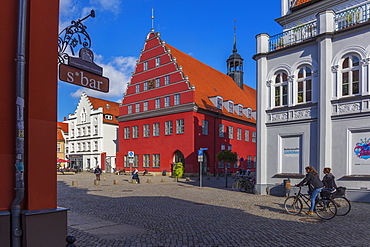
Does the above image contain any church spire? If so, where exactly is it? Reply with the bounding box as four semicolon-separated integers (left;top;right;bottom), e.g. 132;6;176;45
227;20;244;89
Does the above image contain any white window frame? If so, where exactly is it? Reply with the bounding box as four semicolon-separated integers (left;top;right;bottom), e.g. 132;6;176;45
296;66;312;104
128;105;132;114
274;71;288;107
136;84;140;93
165;75;170;85
164;96;170;107
228;126;233;139
155;78;160;87
135;103;140;113
143;101;148;111
156;57;160;67
155;98;161;109
219;124;224;138
132;126;138;138
153;123;160;136
245;130;250;142
153;154;160;167
237;128;242;140
124;127;130;139
143;124;150;137
176;119;184;134
174;94;180;105
143;61;148;71
165;121;173;135
341;55;360;97
143;154;150;167
252;131;257;143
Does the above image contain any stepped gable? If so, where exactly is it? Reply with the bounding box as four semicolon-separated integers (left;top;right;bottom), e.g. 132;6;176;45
165;44;256;122
86;95;119;124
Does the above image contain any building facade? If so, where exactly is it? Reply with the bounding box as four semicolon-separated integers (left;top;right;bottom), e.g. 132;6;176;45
66;93;119;172
117;31;257;176
57;122;69;167
254;0;370;202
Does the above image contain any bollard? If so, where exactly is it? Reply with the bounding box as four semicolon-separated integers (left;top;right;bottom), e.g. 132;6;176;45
161;178;166;183
283;179;291;197
94;180;100;185
72;181;78;187
146;179;152;183
66;235;76;247
113;180;119;185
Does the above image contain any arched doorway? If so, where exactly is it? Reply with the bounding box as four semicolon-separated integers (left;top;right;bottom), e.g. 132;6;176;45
173;150;185;172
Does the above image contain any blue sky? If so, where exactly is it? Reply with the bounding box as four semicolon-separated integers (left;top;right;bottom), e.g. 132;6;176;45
58;0;282;121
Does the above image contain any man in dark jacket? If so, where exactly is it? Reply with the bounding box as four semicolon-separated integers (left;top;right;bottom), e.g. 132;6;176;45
297;166;324;215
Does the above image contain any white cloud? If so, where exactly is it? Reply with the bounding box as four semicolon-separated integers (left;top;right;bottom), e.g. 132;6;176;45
70;55;137;102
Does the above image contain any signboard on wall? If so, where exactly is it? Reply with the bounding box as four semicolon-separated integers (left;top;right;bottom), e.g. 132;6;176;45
281;135;302;173
351;131;370;175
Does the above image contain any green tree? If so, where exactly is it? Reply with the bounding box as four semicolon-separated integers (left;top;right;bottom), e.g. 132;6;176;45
216;150;238;164
173;163;184;182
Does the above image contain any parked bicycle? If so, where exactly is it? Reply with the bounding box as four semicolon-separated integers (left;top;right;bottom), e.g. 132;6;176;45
232;175;255;193
284;185;337;220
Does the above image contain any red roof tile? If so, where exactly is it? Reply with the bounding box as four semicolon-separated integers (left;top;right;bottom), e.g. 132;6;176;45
165;44;256;122
87;96;120;124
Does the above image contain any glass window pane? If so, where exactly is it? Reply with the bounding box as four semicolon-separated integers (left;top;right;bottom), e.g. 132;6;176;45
306;67;312;76
343;57;349;69
352;56;359;67
298;68;304;78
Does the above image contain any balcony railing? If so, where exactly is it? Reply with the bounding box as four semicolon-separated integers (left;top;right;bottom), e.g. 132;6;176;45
335;3;370;30
269;21;317;51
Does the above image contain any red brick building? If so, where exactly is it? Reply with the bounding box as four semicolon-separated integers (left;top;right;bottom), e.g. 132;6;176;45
117;31;256;176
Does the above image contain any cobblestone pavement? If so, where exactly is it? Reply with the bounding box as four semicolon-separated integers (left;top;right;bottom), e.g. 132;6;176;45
58;173;370;247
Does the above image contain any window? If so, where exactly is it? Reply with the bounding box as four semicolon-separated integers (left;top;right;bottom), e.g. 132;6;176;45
234;155;239;168
133;154;139;167
202;120;208;135
144;81;148;91
153;154;160;167
81;108;87;123
155;98;161;109
77;128;81;137
135;103;140;113
87;126;91;135
57;143;61;152
143;101;148;111
77;143;81;152
252;131;257;143
104;114;113;120
221;144;225;150
176;119;184;134
132;126;138;138
124;155;129;167
87;142;91;151
143;124;150;137
174;94;180;105
228;126;233;139
238;105;243;116
94;125;98;135
247;156;252;168
128;105;132;114
218;161;224;168
228;101;234;113
165;75;170;85
71;128;74;138
153;123;160;136
82;142;86;151
124;127;130;139
143;61;148;70
245;130;250;142
71;143;74;152
165;121;173;135
297;66;312;103
155;78;160;87
237;128;242;140
94;141;98;151
219;124;224;137
341;55;360;96
228;144;232;151
156;57;160;67
164;96;170;107
82;127;85;136
274;72;288;107
136;84;140;93
143;154;150;167
217;97;223;109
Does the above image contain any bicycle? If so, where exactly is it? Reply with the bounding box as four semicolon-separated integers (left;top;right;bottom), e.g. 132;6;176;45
284;186;337;220
232;175;255;193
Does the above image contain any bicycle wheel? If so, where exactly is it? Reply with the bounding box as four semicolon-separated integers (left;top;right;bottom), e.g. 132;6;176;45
284;196;303;215
332;197;351;216
315;199;337;220
239;181;247;192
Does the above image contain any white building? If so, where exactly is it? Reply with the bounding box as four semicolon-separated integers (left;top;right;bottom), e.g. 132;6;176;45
66;93;119;172
254;0;370;202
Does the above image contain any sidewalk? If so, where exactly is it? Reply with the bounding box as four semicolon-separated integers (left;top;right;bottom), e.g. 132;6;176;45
58;172;370;247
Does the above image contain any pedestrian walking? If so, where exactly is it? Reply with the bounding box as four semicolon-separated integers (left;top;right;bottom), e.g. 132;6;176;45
94;165;102;181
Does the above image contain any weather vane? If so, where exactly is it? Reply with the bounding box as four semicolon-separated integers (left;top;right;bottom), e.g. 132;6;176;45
58;10;95;64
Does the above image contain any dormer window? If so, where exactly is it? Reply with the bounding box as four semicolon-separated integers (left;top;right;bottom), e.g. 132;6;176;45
228;101;234;113
104;114;113;120
106;104;110;110
217;96;223;109
237;104;243;116
246;107;252;119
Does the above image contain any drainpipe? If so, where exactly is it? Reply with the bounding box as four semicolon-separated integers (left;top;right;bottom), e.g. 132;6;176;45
12;0;27;246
